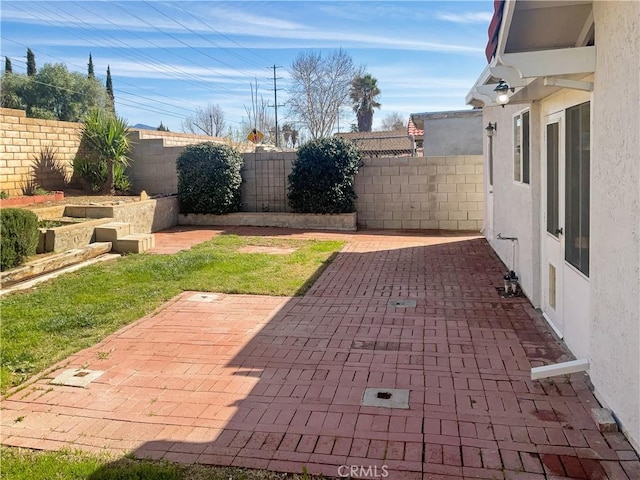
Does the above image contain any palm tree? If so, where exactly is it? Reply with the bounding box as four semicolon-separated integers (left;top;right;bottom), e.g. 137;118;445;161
350;74;381;132
80;108;131;194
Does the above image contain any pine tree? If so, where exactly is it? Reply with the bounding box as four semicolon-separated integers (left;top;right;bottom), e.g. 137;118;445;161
88;53;95;79
4;56;12;74
105;65;115;114
157;122;169;131
26;48;36;76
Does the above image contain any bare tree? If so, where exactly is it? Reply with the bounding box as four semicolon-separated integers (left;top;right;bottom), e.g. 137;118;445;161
287;49;361;139
379;112;406;131
182;103;226;137
244;80;275;144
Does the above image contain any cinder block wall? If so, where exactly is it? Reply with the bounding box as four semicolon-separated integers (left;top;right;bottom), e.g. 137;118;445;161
127;135;185;195
355;156;484;230
127;131;243;195
241;152;295;212
0;108;81;195
0;108;224;196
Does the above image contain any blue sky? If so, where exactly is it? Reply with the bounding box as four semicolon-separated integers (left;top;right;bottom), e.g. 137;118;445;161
1;1;492;133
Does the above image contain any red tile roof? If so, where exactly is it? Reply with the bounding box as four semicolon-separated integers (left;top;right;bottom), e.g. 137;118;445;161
407;117;423;137
486;0;506;62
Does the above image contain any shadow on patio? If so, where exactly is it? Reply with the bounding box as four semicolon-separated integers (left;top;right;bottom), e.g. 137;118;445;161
3;230;637;479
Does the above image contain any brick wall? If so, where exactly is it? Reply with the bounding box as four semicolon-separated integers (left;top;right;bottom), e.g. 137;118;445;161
0;108;81;195
355;156;484;230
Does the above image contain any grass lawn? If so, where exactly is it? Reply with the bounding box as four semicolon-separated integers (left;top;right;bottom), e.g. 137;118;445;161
0;447;323;480
0;234;343;394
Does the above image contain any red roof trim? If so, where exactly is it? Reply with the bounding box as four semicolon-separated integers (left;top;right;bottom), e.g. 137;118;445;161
407;117;423;137
485;0;506;63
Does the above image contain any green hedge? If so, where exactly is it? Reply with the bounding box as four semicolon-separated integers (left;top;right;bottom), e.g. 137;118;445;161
176;142;243;214
1;208;39;270
288;137;361;214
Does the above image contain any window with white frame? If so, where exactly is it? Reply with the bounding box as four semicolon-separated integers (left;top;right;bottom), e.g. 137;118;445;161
513;110;530;184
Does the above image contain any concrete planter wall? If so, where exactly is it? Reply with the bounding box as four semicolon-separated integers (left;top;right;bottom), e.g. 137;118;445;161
63;196;179;233
178;212;357;231
38;218;112;253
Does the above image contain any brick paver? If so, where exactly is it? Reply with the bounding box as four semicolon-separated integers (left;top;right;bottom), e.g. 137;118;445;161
2;227;638;479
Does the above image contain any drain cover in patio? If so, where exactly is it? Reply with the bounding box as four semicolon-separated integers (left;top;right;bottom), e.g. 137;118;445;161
50;369;104;388
186;293;221;303
361;388;410;409
387;299;417;308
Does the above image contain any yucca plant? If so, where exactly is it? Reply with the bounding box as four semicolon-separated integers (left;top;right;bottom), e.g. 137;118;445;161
80;108;132;194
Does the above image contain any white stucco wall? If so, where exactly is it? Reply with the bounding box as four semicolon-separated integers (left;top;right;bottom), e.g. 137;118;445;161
424;112;484;156
483;103;541;306
589;0;640;451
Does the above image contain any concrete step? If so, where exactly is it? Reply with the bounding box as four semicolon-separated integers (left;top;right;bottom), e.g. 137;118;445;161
115;233;155;254
94;222;132;243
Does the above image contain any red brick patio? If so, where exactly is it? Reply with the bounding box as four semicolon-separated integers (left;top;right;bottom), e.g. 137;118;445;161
1;227;638;479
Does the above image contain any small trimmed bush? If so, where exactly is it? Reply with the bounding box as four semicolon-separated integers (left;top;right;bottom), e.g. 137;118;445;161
288;137;361;213
177;142;243;214
1;208;39;270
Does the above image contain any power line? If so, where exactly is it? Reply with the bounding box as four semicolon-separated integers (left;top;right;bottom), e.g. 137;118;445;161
1;37;196;118
269;65;285;147
2;1;283;127
8;1;228;102
143;1;264;76
66;1;248;100
167;1;273;67
115;1;257;87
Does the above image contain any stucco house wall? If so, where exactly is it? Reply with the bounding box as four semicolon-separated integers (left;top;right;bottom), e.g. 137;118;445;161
423;110;483;156
469;0;640;451
483;102;541;305
411;110;484;157
589;0;640;452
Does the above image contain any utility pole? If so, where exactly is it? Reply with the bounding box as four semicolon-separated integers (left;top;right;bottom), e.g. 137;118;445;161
269;65;285;147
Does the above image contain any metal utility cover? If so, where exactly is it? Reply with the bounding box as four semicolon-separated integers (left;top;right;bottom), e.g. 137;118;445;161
387;299;417;308
362;388;410;409
187;293;221;303
50;369;104;388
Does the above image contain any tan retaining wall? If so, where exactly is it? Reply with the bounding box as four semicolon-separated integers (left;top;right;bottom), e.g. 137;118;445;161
0;108;224;196
0;108;81;195
355;156;484;231
126;130;228;195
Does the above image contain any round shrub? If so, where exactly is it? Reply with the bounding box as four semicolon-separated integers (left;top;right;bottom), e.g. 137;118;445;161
1;208;39;270
176;142;244;214
288;137;361;214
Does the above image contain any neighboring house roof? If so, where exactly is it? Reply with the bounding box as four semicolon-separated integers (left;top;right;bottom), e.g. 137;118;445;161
407;117;423;137
335;131;415;156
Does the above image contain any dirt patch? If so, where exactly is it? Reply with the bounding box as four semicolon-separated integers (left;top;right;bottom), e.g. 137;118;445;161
17;190;142;208
238;245;297;255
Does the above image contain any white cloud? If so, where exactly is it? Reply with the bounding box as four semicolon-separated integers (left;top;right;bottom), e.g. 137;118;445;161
436;11;493;24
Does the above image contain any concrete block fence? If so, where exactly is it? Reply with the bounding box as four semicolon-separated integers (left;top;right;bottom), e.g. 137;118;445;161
354;155;484;231
1;108;483;231
0;108;79;194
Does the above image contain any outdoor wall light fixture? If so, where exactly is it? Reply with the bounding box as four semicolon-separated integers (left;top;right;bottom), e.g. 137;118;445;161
494;80;513;107
485;122;497;137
